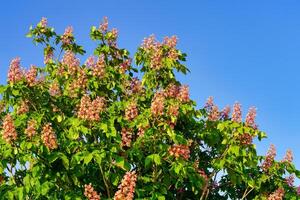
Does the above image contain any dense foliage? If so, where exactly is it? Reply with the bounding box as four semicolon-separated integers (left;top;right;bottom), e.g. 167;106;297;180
0;17;300;200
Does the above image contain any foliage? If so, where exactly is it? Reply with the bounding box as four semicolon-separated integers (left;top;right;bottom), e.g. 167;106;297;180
0;17;299;200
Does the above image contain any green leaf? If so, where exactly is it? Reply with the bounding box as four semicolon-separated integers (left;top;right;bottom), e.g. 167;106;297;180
41;182;51;195
57;115;63;122
84;152;93;165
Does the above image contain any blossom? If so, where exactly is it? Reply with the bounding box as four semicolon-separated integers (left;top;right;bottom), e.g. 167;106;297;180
208;105;220;121
8;57;24;83
178;85;190;103
119;59;131;74
232;102;242;123
141;34;157;50
261;144;276;172
67;68;87;97
84;183;101;200
239;133;253;146
39;17;48;28
282;149;293;163
25;65;37;86
25;119;37;138
245;107;257;128
114;171;137;200
137;126;147;137
61;50;80;75
169;144;190;160
41;123;58;150
165;84;180;98
125;102;138;121
61;26;73;45
99;17;108;33
92;55;106;77
268;188;284;200
108;28;118;47
220;105;231;120
130;78;142;94
150;46;163;69
151;92;165;116
204;96;214;112
77;95;105;121
2;114;17;143
163;35;178;48
121;128;132;147
168;105;179;117
85;56;96;68
49;81;61;97
285;175;294;187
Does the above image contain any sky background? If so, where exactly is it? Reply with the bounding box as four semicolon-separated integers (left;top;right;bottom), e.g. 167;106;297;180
0;0;300;176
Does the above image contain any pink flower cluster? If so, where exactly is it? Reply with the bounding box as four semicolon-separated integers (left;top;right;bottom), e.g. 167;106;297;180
169;144;190;160
168;105;179;117
239;133;253;146
285;175;294;187
137;126;148;137
25;119;37;138
220;105;231;119
120;59;131;74
204;96;214;112
49;81;61;97
2;114;17;143
130;78;142;94
164;84;190;102
25;65;37;86
114;171;137;200
41;123;58;150
282;149;293;163
125;102;138;121
165;84;180;98
232;102;242;123
61;50;80;75
77;95;106;121
39;17;48;28
99;17;108;33
163;36;178;60
163;36;178;48
262;144;276;172
141;34;157;50
92;56;106;77
141;34;179;69
245;107;257;128
151;92;165;116
208;105;220;121
85;56;95;68
68;68;88;97
8;57;24;84
267;188;284;200
61;26;73;45
121;128;133;147
108;28;118;47
178;85;190;103
84;183;101;200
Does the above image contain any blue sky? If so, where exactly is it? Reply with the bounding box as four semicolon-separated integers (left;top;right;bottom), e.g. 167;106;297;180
0;1;299;169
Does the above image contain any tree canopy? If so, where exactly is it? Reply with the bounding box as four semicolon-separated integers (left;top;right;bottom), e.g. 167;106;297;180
0;17;300;200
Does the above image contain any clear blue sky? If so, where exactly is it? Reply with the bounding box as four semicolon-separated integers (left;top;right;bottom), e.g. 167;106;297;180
0;1;300;169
